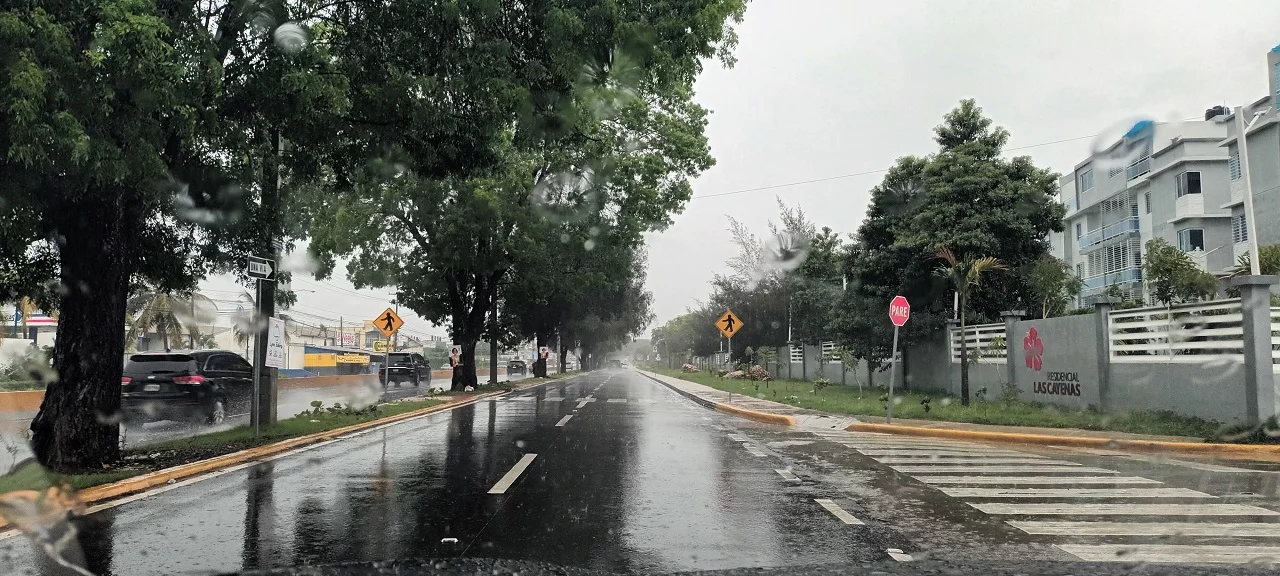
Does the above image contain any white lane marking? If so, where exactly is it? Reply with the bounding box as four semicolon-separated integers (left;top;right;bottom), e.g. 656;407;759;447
555;415;573;427
541;397;564;402
636;399;657;404
814;498;864;524
727;433;748;442
886;548;913;562
745;446;767;457
892;465;1117;474
917;475;1161;485
575;400;589;409
971;503;1279;516
874;457;1073;465
606;398;627;403
1010;521;1280;536
1056;544;1280;564
940;487;1215;499
857;449;1045;458
509;396;538;401
775;469;801;482
488;453;538;494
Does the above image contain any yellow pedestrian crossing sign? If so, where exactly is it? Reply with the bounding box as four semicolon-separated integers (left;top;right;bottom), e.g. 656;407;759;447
716;309;743;338
374;308;404;337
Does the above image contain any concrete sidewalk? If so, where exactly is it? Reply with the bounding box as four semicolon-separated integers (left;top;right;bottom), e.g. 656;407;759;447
638;369;858;431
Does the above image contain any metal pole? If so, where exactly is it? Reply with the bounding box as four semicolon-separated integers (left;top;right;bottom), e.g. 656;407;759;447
251;278;261;438
886;325;900;424
727;334;733;403
1235;107;1262;275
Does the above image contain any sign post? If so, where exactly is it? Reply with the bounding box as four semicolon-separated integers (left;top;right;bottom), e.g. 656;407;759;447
716;309;744;402
886;295;910;423
246;255;275;436
373;307;404;387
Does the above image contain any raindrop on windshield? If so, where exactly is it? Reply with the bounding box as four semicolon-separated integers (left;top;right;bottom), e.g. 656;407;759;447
1088;117;1156;176
273;22;309;54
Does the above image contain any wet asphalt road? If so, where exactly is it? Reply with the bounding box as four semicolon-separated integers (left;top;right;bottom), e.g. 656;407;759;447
121;373;526;447
3;368;1280;575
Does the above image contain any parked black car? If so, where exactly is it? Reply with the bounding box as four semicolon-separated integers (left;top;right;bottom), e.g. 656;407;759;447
380;352;431;387
121;350;253;425
608;359;623;369
507;359;527;376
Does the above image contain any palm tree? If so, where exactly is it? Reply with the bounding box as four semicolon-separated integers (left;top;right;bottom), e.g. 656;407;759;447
126;290;218;351
934;247;1008;406
232;290;292;355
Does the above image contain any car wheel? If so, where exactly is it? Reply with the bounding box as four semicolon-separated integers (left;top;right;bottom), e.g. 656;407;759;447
206;398;227;426
412;373;420;387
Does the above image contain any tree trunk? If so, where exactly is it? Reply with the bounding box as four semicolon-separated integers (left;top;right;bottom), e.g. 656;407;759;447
30;196;132;472
558;344;568;374
533;332;548;377
959;303;970;407
450;340;479;391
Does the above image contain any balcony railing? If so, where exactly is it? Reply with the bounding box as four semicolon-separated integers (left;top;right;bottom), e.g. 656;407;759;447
1082;267;1143;292
1126;158;1151;181
1078;217;1140;249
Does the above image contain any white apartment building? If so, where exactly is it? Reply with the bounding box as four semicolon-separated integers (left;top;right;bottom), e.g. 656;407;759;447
1055;113;1236;305
1051;46;1280;305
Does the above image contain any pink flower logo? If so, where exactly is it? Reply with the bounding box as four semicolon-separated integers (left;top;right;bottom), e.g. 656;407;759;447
1023;327;1044;371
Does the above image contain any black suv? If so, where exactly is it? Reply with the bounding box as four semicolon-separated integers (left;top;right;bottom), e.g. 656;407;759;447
507;359;527;376
122;350;253;425
380;352;430;387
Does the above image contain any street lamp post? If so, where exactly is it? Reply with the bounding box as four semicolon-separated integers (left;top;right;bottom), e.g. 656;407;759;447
1234;105;1270;275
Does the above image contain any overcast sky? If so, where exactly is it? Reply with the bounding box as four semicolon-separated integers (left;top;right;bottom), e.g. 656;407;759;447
644;0;1280;327
199;0;1280;341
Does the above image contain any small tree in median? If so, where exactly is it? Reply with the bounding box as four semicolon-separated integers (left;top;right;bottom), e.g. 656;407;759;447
935;247;1008;407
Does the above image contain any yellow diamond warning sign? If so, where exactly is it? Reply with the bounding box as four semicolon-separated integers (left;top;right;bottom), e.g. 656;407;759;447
374;308;404;338
716;309;743;338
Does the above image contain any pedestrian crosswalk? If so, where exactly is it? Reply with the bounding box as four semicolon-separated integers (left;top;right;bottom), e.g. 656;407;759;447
810;429;1280;565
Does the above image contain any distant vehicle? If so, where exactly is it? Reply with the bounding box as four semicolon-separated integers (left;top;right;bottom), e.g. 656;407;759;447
608;359;623;369
507;359;528;376
121;350;253;425
380;352;430;387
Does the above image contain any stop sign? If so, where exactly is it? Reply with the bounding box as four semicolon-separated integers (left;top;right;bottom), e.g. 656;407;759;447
889;295;910;327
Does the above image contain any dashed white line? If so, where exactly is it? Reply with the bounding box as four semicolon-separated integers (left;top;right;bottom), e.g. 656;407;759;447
727;433;748;442
745;446;767;457
488;454;538;494
814;498;864;524
886;548;913;562
555;415;573;427
775;469;801;482
575;400;589;409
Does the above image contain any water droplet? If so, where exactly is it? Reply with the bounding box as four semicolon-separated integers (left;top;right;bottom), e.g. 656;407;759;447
515;439;527;449
583;239;596;251
560;233;570;244
1088;117;1156;176
273;22;309;54
588;226;600;237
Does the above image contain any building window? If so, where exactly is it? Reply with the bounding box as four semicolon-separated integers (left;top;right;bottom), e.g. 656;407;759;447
1130;202;1139;218
1126;144;1152;180
1078;169;1094;192
1177;228;1205;252
1075;223;1082;239
1144;192;1150;214
1076;263;1083;278
1175;171;1202;197
1229;149;1242;181
1232;214;1249;244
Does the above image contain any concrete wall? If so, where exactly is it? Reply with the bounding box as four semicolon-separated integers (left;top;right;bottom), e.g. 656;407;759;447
1011;314;1102;410
1110;361;1247;424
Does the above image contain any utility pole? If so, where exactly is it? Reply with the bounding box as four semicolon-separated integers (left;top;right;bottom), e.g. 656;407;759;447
489;289;498;384
252;130;283;429
1235;105;1265;275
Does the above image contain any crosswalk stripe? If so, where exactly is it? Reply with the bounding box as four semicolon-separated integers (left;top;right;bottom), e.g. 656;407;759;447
1121;455;1264;473
1056;544;1280;564
541;397;564;402
745;446;767;457
1009;521;1280;536
940;487;1214;499
971;503;1279;516
606;398;627;403
727;434;748;442
874;457;1073;465
891;465;1116;474
917;476;1162;485
509;396;538;401
856;449;1046;458
775;469;801;482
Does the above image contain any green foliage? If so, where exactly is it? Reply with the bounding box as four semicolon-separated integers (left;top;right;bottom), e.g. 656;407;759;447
1026;255;1084;318
1142;238;1221;305
1225;244;1280;300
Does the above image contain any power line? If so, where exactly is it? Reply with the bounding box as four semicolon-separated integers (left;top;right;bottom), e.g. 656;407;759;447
690;118;1203;201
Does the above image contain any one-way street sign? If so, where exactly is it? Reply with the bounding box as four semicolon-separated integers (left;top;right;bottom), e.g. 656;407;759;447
247;255;275;281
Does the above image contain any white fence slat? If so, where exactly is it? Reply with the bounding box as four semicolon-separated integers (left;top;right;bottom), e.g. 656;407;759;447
1109;299;1248;363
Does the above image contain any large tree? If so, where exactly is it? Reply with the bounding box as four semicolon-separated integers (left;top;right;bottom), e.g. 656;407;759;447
306;2;742;390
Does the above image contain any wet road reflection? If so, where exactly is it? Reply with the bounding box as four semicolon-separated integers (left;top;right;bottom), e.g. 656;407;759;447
0;370;883;575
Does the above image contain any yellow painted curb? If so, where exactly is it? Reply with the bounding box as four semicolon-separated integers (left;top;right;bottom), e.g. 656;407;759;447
846;423;1280;456
714;403;796;426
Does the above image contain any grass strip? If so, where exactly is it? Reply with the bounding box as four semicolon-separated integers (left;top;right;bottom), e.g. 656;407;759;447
648;367;1221;439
